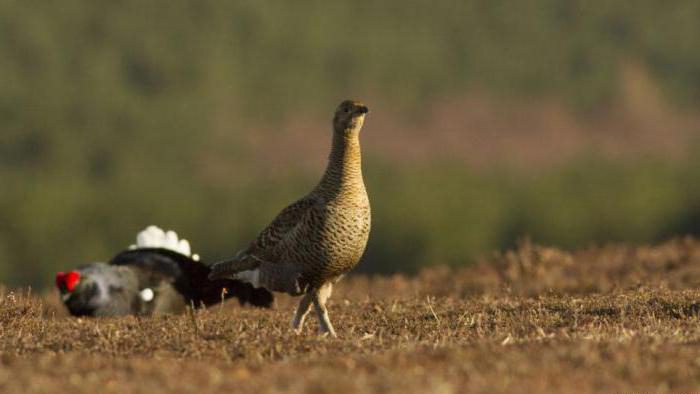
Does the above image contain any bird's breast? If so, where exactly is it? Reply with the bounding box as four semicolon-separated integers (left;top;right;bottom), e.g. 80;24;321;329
313;201;370;269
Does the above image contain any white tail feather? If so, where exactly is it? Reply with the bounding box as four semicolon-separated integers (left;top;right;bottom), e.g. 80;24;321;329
129;225;200;261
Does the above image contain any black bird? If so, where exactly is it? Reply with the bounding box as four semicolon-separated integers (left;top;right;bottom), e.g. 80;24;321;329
56;226;273;317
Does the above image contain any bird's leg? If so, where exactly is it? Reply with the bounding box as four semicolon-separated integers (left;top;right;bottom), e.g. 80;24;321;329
312;283;336;338
291;293;313;334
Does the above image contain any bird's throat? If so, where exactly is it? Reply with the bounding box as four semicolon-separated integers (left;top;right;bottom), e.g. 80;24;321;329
317;131;364;195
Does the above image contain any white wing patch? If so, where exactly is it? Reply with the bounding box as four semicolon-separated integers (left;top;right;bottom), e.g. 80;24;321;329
140;288;155;302
129;225;200;261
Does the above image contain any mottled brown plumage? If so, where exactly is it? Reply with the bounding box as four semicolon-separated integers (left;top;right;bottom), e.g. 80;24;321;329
209;100;371;336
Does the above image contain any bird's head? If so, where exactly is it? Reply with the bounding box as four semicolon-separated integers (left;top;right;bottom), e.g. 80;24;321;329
333;100;369;135
56;263;137;316
56;268;102;316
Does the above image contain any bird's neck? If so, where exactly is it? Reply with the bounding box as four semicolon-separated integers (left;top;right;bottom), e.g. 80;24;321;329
317;130;364;197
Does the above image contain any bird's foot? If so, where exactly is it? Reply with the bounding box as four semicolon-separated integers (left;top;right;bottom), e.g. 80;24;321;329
291;293;313;334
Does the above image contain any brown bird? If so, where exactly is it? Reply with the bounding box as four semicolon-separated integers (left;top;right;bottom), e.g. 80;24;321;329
209;100;371;337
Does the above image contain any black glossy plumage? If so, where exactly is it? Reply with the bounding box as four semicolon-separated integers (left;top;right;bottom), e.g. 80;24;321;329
110;248;274;308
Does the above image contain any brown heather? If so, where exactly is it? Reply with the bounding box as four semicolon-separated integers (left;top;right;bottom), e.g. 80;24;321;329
2;238;700;393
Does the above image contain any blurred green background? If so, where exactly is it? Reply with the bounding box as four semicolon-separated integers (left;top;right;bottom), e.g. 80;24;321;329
2;0;700;289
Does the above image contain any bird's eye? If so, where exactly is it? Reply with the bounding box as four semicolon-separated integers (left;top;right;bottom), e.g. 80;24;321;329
344;108;350;113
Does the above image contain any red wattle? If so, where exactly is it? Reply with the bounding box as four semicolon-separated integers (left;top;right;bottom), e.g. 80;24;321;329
65;271;80;292
56;271;80;292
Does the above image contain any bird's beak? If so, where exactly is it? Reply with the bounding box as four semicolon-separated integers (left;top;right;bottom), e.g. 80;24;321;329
355;105;369;115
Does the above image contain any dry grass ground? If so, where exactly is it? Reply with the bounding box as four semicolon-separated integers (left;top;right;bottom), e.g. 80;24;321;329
3;238;700;393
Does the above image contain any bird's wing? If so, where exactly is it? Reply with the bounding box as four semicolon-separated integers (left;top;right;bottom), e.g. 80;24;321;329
267;198;326;263
244;195;318;256
110;248;184;283
208;196;319;280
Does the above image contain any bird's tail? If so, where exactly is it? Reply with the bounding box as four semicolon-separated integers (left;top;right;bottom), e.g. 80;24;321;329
217;280;274;308
129;225;200;261
208;253;262;282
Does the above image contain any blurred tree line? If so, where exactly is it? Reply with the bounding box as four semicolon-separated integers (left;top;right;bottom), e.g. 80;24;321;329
1;0;700;288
